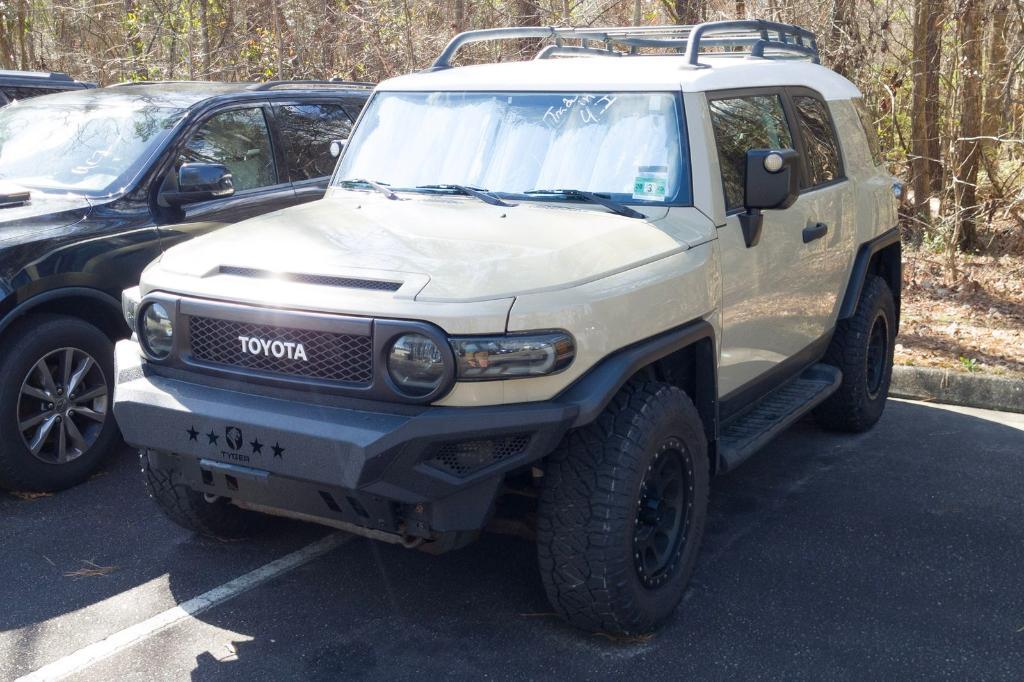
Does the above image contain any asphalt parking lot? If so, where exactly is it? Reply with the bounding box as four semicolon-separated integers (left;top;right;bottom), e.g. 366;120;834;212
2;398;1023;681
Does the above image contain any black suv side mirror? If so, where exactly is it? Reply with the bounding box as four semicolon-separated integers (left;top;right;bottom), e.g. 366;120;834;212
739;149;800;248
163;163;235;207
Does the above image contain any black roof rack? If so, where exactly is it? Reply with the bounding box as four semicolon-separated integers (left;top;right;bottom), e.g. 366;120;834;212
0;69;94;89
247;79;375;91
430;20;819;70
107;80;214;88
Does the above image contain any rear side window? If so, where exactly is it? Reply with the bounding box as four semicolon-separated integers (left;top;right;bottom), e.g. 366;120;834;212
709;94;793;211
792;95;843;188
276;104;354;182
853;98;884;166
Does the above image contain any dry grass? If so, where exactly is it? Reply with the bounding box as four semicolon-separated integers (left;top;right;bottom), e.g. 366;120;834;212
64;560;116;579
898;227;1024;379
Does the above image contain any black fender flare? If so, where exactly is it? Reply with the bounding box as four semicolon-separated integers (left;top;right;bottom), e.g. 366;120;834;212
838;227;902;324
0;286;124;338
556;318;718;439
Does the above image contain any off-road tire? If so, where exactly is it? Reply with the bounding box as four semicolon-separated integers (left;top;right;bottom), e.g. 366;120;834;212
0;314;119;492
142;451;265;540
814;275;896;432
537;381;709;635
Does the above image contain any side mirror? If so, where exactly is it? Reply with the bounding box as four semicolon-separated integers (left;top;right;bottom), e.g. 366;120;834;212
739;149;800;248
329;139;347;158
163;162;234;207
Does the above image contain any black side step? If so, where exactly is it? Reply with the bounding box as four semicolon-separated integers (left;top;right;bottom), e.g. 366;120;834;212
718;364;842;472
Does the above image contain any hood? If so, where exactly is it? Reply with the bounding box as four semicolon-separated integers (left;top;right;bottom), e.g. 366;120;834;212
157;190;711;303
0;187;92;245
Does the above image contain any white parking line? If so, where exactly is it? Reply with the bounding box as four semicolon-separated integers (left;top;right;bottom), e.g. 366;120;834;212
17;532;349;682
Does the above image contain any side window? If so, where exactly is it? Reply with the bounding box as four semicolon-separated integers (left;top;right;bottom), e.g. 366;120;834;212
853;97;884;167
179;108;277;192
792;95;843;187
709;94;793;212
275;104;354;182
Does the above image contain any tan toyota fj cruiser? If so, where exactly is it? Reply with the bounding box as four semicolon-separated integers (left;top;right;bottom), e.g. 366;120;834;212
113;21;902;634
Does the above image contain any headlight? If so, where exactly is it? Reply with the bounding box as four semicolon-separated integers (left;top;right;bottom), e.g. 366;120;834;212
140;302;174;359
387;333;446;397
121;286;141;330
450;332;574;380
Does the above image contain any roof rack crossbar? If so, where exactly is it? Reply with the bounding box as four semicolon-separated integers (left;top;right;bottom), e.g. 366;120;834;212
430;20;819;70
248;79;375;91
535;45;623;59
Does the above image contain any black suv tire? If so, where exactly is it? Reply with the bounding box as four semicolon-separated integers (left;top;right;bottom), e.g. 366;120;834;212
815;275;897;432
537;381;709;635
0;314;119;491
143;451;266;540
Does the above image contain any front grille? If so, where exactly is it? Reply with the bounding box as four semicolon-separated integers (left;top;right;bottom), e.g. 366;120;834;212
219;266;402;292
425;435;531;477
188;316;373;384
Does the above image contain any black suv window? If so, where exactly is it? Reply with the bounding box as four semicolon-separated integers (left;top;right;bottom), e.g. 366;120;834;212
792;95;843;187
276;104;353;182
709;94;794;211
180;108;277;192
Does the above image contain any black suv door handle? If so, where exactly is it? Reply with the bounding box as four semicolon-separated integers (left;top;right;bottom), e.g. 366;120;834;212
803;222;828;243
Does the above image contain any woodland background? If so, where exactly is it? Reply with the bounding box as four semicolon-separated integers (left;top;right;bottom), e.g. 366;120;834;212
0;0;1022;375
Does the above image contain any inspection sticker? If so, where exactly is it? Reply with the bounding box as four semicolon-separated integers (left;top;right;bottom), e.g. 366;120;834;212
632;166;668;201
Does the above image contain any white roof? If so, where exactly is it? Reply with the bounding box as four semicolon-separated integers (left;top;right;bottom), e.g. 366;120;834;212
379;55;861;101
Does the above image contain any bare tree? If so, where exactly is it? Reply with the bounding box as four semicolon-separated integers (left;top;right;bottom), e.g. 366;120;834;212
954;0;982;252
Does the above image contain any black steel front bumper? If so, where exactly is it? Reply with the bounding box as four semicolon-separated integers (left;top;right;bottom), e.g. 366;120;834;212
112;319;715;542
113;340;575;539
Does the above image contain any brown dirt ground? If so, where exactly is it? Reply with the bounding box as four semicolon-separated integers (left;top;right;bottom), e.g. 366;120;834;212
897;224;1024;379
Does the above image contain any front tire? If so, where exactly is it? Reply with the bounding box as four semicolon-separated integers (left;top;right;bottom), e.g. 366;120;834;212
814;275;897;432
0;315;119;492
537;382;709;635
142;451;265;540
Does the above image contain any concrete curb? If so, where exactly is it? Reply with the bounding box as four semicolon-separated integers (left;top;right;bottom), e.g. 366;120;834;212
890;365;1024;414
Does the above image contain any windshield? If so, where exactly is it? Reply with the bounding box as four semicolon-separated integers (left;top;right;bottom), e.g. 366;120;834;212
0;100;186;196
335;91;691;205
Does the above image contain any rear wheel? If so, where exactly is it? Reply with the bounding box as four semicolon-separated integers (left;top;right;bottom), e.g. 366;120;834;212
0;315;118;491
815;275;896;432
537;382;709;634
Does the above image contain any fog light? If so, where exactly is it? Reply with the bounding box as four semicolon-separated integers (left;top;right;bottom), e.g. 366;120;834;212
140;302;174;359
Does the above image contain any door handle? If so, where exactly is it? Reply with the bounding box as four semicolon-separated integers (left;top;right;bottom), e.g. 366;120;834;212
803;222;828;243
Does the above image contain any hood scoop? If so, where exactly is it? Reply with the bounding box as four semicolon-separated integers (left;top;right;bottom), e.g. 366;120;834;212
0;183;31;208
219;266;403;292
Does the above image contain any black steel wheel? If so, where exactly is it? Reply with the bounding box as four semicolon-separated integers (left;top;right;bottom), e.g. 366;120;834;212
537;381;709;635
814;275;896;433
0;315;119;491
633;438;694;589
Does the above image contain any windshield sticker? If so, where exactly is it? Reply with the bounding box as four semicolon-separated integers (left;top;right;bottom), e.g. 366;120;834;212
633;166;668;201
543;94;617;128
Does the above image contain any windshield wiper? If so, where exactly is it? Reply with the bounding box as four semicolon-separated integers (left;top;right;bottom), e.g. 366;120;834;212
524;189;645;219
415;184;515;208
339;178;400;200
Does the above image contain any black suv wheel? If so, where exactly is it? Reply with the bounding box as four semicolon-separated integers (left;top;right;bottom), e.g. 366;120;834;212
0;315;119;491
537;381;709;634
815;275;897;432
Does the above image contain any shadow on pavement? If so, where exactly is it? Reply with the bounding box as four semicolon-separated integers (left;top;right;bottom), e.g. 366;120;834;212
152;399;1024;679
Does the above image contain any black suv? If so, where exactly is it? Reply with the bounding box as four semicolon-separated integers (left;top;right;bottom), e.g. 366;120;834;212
0;80;371;492
0;70;95;104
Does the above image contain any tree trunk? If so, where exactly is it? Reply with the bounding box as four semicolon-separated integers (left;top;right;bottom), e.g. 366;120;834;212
198;0;211;77
910;0;944;235
982;1;1011;153
829;0;858;79
954;0;982;252
668;0;703;24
